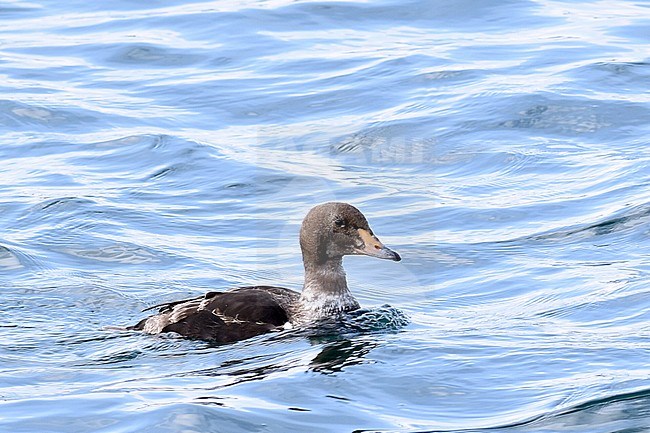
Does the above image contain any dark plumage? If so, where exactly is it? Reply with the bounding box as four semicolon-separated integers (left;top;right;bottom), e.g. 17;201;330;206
128;202;401;343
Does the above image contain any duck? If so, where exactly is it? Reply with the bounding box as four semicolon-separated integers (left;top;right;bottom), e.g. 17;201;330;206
128;202;401;343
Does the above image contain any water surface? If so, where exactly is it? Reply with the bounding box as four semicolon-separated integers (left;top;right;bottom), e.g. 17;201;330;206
2;0;650;432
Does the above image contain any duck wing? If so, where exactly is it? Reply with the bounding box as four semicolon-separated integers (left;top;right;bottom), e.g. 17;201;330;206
129;286;299;343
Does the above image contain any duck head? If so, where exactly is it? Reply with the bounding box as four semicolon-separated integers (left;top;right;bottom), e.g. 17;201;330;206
300;202;401;265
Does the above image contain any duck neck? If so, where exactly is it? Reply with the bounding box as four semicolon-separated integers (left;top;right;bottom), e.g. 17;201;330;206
295;257;360;323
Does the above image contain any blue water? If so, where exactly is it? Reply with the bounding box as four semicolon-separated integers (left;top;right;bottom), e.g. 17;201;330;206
2;0;650;431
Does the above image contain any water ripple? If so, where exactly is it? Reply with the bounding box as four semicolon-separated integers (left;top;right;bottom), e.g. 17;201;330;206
2;0;650;431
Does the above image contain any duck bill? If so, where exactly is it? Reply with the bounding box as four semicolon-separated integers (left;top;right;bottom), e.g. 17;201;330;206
355;228;401;262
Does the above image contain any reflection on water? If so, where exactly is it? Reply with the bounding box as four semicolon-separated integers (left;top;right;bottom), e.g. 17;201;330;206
309;339;378;374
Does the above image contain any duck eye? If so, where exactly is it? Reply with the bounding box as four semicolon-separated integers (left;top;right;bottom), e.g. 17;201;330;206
334;217;346;228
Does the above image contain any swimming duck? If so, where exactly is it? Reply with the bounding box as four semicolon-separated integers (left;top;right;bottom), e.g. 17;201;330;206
128;202;401;343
